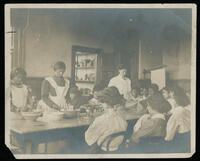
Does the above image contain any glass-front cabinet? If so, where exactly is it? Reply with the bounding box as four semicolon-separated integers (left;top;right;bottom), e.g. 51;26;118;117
71;45;102;96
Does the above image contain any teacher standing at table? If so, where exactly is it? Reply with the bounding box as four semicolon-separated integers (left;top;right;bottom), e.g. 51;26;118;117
108;64;131;100
38;61;70;112
37;61;71;153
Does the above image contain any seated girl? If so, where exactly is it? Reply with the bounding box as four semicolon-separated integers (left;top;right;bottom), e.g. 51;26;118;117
127;87;140;102
125;87;148;114
10;67;34;113
165;85;190;141
85;86;128;153
88;83;106;107
138;86;149;101
161;86;176;114
126;92;171;147
68;87;92;110
148;83;159;97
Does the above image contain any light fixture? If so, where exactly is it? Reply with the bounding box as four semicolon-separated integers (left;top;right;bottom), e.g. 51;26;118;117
129;18;133;22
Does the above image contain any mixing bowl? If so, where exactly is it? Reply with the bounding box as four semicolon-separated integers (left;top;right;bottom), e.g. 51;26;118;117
21;111;43;122
63;111;77;119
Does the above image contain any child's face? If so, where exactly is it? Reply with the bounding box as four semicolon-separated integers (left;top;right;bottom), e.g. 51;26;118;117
54;68;65;77
132;89;138;97
93;91;99;99
119;69;127;77
70;93;76;100
140;88;148;96
99;102;108;110
12;75;24;85
169;91;174;98
162;89;169;99
148;88;155;96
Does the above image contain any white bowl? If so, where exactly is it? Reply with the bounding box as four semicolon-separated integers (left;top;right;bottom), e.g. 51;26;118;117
21;111;42;121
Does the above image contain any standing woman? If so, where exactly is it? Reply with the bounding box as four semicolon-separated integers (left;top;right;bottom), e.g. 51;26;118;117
38;61;70;113
108;64;131;100
37;61;70;153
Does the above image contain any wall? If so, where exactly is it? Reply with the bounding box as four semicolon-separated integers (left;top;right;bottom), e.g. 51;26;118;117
162;24;191;80
11;9;114;78
11;8;192;83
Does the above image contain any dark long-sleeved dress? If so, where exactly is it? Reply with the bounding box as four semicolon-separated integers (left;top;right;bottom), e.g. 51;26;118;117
40;76;70;110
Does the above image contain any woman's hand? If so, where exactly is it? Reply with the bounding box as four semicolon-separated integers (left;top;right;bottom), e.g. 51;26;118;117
58;98;68;109
52;104;62;111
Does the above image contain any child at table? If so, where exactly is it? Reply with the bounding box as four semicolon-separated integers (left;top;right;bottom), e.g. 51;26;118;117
127;87;140;102
165;85;190;141
85;86;127;153
125;87;147;114
68;87;92;110
10;67;33;113
148;83;159;97
139;86;149;101
161;86;176;114
126;92;171;147
88;83;106;107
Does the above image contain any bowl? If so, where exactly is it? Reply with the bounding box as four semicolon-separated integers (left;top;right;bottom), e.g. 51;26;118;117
21;111;43;121
63;111;77;119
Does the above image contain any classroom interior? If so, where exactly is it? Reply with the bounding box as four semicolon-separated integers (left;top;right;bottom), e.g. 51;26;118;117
10;8;191;97
8;8;192;155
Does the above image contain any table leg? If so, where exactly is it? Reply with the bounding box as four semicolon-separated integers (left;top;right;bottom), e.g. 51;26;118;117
24;140;35;154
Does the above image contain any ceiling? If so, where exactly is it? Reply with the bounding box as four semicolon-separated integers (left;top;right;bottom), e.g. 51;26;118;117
11;8;192;41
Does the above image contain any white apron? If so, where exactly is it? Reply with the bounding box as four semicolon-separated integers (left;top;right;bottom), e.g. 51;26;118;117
37;77;70;153
38;77;70;113
11;84;28;109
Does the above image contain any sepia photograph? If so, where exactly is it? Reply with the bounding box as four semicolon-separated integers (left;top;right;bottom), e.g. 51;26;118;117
5;4;196;159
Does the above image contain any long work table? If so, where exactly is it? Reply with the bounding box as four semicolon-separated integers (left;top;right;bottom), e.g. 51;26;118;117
10;108;146;154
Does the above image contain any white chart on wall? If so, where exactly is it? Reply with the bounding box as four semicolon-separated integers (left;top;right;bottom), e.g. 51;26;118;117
151;67;166;90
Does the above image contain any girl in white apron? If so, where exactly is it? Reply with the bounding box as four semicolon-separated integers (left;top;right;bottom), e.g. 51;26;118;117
10;67;32;113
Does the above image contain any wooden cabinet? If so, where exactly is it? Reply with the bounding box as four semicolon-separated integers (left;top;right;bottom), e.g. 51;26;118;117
71;45;102;95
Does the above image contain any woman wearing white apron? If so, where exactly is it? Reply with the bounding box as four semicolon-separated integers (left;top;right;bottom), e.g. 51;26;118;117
38;61;70;112
37;61;70;154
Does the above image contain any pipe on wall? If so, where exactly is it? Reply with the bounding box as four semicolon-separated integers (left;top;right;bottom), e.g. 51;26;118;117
21;9;30;68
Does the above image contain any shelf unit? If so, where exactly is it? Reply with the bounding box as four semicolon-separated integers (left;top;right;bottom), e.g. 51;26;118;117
71;45;102;95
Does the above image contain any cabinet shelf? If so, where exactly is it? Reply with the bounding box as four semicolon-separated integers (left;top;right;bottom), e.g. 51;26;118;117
75;66;95;69
75;52;97;56
75;80;95;84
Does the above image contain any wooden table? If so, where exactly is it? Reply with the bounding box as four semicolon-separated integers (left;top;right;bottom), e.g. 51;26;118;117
10;109;145;154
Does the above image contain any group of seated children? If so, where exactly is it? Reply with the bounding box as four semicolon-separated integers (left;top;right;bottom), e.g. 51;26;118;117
84;83;191;153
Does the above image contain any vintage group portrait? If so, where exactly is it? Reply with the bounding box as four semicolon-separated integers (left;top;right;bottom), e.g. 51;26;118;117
4;3;196;159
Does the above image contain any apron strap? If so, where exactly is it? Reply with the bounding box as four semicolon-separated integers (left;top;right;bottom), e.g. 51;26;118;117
45;77;58;90
62;79;70;97
45;77;70;97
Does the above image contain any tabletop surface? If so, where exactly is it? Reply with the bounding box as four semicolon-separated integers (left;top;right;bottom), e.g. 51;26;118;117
10;108;145;134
